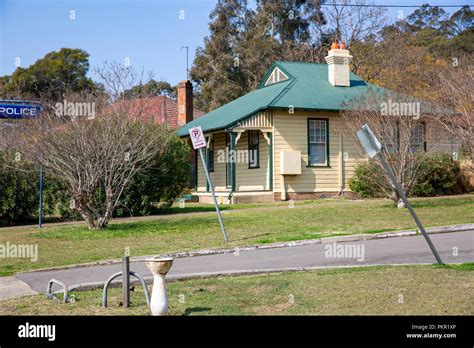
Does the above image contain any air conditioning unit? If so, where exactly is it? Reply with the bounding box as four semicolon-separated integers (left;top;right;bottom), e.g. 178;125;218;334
280;150;301;175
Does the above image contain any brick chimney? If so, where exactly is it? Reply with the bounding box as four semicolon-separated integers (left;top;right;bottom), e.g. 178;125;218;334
177;80;193;126
324;43;353;87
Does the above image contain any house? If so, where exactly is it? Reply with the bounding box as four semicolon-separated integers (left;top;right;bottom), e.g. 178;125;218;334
178;46;459;204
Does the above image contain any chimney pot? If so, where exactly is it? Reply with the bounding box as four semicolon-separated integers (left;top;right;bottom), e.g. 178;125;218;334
324;47;353;87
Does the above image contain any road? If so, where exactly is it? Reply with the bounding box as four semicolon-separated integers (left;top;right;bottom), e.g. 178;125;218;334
4;230;471;299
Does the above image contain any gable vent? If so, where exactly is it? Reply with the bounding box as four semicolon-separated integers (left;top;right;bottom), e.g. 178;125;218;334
264;67;288;86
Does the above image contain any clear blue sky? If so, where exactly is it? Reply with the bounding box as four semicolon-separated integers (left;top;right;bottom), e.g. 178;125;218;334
0;0;469;85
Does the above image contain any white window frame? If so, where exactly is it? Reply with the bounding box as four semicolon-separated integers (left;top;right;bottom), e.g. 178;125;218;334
308;119;329;167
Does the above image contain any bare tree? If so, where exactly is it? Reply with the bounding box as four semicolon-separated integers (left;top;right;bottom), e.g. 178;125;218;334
10;102;173;229
93;61;155;101
341;92;444;205
319;0;388;46
431;56;473;161
3;64;177;229
279;1;389;69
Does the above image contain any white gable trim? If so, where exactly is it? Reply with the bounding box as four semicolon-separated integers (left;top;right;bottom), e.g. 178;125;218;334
264;67;289;86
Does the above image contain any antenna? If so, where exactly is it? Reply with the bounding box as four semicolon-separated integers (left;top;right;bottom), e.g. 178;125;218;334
181;46;189;80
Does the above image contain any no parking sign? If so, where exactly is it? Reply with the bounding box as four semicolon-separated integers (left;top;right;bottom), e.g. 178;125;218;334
188;125;228;243
189;126;206;150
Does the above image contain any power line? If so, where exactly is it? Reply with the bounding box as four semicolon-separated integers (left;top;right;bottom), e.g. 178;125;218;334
320;3;472;8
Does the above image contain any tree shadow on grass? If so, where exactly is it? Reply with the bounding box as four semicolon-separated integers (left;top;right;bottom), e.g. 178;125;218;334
183;307;212;316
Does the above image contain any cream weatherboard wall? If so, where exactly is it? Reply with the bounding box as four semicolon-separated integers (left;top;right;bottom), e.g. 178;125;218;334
235;131;270;191
272;110;365;194
195;109;460;198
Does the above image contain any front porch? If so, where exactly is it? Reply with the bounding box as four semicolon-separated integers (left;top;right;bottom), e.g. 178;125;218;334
193;111;274;203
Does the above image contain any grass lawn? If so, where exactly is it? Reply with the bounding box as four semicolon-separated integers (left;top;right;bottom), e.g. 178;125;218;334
1;264;472;315
0;195;473;275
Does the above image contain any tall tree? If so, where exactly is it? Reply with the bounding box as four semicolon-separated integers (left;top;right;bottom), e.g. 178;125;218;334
123;79;176;99
407;3;448;32
445;5;474;36
404;5;474;57
254;0;323;43
0;48;98;101
191;0;248;112
191;0;325;111
238;0;326;89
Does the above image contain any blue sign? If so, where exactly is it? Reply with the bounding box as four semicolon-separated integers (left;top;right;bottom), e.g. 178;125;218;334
0;101;44;119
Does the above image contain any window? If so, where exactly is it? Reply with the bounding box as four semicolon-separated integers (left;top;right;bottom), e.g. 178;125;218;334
308;119;329;166
410;123;426;153
383;125;400;154
381;122;426;154
206;137;214;172
248;130;260;169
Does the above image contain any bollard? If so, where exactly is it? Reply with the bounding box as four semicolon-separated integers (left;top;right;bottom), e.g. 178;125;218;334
122;256;130;308
145;257;173;316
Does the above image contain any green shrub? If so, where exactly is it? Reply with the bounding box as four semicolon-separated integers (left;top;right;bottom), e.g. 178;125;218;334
42;177;81;221
0;151;76;226
1;134;191;225
412;154;471;196
114;135;191;217
349;154;471;198
0;152;40;226
348;161;385;198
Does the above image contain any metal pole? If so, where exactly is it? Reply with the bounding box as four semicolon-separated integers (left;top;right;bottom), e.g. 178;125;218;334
39;161;43;228
199;147;229;243
181;46;189;80
378;151;443;264
186;47;189;80
39;109;44;228
122;256;130;308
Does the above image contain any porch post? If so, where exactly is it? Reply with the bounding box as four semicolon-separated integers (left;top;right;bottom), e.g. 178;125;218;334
194;149;198;191
205;138;210;193
268;132;273;191
230;131;236;192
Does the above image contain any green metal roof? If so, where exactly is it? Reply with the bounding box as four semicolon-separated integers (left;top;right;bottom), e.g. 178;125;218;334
178;76;293;136
178;61;424;136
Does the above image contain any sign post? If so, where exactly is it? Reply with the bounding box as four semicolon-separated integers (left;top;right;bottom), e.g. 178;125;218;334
357;124;443;264
0;100;45;228
189;126;229;243
0;102;43;119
